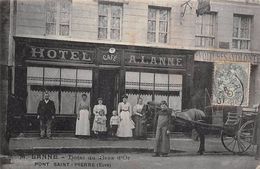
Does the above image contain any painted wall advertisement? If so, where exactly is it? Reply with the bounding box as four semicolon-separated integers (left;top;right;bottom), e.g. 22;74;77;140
212;62;251;106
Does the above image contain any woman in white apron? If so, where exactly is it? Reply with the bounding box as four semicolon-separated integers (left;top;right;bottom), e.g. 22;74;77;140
75;93;90;137
117;95;134;138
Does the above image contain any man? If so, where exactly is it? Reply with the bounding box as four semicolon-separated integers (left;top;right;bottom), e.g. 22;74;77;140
37;92;55;139
153;100;172;157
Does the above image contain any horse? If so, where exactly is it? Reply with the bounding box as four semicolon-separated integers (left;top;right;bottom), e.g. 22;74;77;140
144;101;207;155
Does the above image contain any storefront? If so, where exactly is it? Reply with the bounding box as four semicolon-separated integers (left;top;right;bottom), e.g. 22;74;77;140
194;50;260;126
12;37;194;135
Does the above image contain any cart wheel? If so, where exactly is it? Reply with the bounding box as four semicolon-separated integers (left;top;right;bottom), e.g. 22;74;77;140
237;120;254;152
221;130;246;154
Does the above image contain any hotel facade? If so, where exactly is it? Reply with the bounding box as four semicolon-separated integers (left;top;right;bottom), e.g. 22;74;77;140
8;0;260;134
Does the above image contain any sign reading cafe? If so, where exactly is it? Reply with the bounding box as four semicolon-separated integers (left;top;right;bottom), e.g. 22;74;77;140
28;46;95;63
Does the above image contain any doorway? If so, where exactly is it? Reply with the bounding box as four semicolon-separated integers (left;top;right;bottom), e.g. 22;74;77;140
98;69;119;122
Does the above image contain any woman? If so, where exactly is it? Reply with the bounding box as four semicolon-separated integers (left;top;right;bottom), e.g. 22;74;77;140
117;95;134;138
75;93;90;137
153;100;172;157
133;97;147;139
92;98;107;134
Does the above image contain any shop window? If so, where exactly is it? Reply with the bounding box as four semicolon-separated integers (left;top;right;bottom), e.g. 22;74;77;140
232;14;252;50
147;7;170;43
125;71;182;111
27;67;92;115
46;0;71;36
195;13;216;48
98;3;122;40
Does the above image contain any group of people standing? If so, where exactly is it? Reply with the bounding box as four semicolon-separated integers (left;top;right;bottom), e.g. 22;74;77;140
37;91;172;157
74;94;147;139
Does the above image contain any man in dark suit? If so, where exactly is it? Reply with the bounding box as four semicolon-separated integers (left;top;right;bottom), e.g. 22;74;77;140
37;92;55;139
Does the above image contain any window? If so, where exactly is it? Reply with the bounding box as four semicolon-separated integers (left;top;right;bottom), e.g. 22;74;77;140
232;15;252;50
195;13;216;47
46;0;71;36
125;71;182;111
147;7;170;43
27;67;92;114
98;3;123;40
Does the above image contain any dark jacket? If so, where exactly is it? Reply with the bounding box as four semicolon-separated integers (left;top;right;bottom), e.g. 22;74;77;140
37;100;56;120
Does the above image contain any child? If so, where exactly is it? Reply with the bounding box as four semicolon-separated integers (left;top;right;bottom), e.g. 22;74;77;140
110;110;120;138
93;110;107;139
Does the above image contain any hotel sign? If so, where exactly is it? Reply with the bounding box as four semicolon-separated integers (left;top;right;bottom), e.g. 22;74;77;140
125;52;186;69
27;46;95;63
195;50;260;65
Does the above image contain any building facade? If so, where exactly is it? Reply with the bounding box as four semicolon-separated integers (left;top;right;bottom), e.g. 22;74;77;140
9;0;260;134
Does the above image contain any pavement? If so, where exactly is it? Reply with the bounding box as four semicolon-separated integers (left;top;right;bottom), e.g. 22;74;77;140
8;135;257;156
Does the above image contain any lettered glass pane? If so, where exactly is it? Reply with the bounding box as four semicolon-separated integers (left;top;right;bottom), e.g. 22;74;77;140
110;29;120;40
98;28;107;39
98;16;108;28
60;25;69;36
111;5;122;17
159;9;168;21
148;8;156;20
46;23;56;35
98;4;108;16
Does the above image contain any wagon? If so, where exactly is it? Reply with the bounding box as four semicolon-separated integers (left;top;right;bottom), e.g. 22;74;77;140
145;102;259;154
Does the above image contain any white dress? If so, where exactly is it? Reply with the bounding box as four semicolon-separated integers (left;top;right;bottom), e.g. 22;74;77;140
75;101;90;136
92;104;107;132
117;102;134;137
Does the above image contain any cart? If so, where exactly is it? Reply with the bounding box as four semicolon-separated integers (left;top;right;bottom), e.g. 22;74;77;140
175;105;259;154
146;101;259;154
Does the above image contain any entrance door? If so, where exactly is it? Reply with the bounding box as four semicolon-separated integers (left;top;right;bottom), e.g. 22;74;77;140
98;70;119;122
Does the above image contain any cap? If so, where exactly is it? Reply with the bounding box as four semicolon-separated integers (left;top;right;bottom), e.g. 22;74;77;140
122;94;128;99
160;100;168;106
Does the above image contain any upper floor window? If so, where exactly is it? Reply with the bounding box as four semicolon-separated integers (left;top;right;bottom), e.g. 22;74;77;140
195;13;217;48
147;7;170;43
232;14;252;50
46;0;71;36
98;3;123;40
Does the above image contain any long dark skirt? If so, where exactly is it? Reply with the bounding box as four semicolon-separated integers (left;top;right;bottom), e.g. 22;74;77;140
154;126;170;154
133;115;147;138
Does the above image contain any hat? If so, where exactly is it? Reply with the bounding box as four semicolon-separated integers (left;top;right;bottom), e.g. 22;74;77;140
160;100;168;106
122;94;128;99
97;97;103;101
81;93;87;97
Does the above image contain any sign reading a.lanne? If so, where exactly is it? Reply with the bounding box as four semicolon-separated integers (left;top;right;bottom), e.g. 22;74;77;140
28;46;95;63
125;52;186;68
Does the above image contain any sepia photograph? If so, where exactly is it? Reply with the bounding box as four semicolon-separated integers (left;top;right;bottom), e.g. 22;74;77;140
1;0;260;168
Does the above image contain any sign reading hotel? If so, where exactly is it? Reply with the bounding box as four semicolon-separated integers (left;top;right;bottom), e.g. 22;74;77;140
212;62;251;106
28;46;95;63
125;52;186;68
